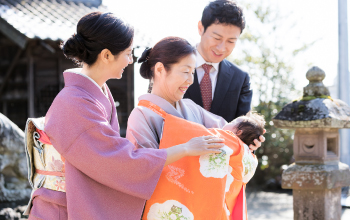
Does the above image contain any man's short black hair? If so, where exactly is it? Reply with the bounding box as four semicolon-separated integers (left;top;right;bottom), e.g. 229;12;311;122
201;0;245;33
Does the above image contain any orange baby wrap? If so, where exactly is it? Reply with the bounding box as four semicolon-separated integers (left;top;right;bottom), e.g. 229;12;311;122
139;100;256;220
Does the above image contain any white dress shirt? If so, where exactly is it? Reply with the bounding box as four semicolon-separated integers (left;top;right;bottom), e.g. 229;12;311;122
195;50;220;99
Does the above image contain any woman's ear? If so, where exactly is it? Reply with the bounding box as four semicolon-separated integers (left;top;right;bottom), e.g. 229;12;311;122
154;62;165;78
100;49;112;64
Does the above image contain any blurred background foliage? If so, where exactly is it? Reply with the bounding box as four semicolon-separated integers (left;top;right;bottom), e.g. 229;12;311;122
229;2;312;188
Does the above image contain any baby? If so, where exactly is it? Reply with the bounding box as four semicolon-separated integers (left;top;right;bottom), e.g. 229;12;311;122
223;111;266;148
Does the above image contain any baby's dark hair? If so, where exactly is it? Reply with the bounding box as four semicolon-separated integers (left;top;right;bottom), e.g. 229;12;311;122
234;111;265;146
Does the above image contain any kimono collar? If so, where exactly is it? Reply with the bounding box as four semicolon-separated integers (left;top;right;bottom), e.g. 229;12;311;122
63;71;111;107
138;94;184;119
64;68;108;97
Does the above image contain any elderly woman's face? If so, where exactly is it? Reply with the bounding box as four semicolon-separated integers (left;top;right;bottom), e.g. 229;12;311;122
155;54;196;105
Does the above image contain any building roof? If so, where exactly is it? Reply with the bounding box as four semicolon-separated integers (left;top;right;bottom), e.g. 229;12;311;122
0;0;152;48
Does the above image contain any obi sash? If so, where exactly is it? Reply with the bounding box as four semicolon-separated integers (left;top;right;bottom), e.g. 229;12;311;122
139;100;258;220
23;117;66;215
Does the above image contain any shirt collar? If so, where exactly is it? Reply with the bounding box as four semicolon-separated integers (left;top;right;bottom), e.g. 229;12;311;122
195;45;220;71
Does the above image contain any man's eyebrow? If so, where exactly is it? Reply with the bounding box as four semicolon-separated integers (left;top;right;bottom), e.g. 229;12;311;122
213;31;238;40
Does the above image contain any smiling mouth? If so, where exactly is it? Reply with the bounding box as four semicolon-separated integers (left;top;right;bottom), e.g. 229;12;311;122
179;87;188;93
212;50;223;56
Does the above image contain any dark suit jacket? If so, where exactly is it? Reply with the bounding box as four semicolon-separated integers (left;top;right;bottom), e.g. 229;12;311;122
184;59;252;122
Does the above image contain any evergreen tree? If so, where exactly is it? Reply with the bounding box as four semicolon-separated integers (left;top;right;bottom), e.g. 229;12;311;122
230;2;311;187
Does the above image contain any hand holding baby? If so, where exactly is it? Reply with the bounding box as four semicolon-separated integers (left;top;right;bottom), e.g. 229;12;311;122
222;112;266;152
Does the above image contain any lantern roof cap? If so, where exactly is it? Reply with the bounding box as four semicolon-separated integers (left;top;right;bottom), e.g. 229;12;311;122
273;66;350;129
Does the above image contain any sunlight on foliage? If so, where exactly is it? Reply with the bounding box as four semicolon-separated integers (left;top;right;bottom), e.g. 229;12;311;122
230;1;313;188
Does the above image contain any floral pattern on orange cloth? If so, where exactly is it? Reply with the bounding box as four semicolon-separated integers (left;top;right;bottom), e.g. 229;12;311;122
147;200;194;220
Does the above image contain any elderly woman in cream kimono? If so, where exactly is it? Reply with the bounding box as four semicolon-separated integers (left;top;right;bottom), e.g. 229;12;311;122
126;37;228;151
126;37;263;220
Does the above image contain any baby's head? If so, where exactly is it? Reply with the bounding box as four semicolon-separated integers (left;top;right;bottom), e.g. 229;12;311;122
223;111;265;146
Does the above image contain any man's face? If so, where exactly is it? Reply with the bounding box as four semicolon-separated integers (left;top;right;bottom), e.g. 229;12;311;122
197;21;241;63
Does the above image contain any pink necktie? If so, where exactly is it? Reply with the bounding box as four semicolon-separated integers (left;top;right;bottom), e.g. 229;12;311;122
200;64;213;111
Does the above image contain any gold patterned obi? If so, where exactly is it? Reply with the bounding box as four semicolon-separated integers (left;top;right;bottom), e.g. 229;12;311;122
25;117;66;193
24;117;66;215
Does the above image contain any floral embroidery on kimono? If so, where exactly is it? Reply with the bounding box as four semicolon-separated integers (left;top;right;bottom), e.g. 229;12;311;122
199;145;233;178
241;144;258;183
147;200;194;220
32;141;66;192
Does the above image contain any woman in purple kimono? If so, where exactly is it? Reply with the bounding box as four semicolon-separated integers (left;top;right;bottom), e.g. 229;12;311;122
28;12;225;220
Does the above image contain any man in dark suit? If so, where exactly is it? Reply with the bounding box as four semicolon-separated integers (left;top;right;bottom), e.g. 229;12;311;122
184;0;264;150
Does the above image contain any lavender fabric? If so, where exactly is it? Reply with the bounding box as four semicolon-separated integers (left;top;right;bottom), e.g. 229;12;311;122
29;71;167;220
126;94;227;150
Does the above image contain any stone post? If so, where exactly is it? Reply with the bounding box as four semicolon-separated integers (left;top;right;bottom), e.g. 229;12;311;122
273;66;350;220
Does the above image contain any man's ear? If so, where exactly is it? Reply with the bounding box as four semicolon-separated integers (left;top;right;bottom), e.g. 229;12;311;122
198;21;204;36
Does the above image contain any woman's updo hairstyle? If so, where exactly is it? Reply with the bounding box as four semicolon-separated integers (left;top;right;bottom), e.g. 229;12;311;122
61;12;134;65
138;37;196;80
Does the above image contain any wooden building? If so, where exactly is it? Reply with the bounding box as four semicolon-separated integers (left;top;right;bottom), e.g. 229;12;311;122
0;0;148;136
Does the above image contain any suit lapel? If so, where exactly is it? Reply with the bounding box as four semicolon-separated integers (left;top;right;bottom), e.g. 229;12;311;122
185;70;203;107
211;60;235;114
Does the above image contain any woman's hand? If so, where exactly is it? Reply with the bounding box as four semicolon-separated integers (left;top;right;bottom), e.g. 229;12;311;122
164;135;224;166
183;136;225;156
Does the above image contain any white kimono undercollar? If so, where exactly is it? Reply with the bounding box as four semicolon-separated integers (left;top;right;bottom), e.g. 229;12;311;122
64;68;109;98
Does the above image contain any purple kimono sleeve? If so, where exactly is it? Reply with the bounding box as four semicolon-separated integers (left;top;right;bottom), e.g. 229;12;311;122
45;93;167;200
64;123;166;199
126;108;161;150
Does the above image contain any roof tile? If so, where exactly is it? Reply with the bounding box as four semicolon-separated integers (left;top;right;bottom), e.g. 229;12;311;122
0;0;152;47
0;0;106;41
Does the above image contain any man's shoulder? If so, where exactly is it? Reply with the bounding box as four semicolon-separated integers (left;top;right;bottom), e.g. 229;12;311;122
221;59;248;76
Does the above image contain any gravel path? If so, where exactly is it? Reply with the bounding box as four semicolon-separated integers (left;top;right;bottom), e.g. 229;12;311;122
247;190;350;220
1;190;350;219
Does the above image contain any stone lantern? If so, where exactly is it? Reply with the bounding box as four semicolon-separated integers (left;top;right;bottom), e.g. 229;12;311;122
272;66;350;220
